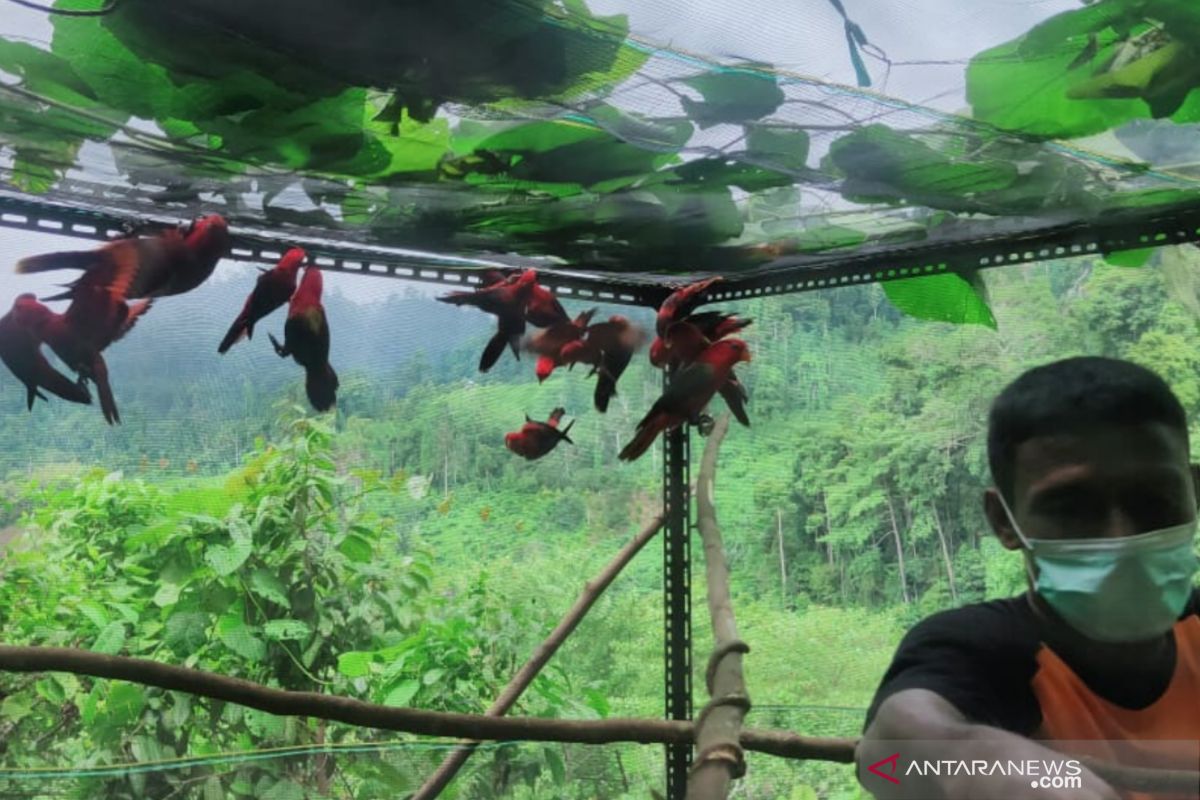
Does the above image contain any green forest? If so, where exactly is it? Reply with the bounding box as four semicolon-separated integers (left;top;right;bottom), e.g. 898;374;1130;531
3;247;1200;800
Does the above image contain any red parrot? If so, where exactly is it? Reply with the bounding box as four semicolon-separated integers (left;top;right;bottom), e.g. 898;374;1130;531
218;247;305;353
618;339;752;462
525;280;569;328
14;290;151;425
16;215;230;302
436;269;538;372
654;321;752;428
0;295;92;412
504;407;575;460
656;276;723;336
559;315;647;413
650;311;752;368
268;266;338;412
524;308;596;383
474;269;566;328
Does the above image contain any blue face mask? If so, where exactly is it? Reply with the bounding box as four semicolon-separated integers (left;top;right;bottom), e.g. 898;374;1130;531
996;493;1199;643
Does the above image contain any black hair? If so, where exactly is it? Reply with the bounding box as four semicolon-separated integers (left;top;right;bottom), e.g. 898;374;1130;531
987;356;1188;503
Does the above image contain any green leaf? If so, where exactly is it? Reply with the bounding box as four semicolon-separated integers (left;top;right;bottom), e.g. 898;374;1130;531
545;747;566;785
1104;247;1153;267
261;778;304;800
217;604;266;661
203;777;224;800
338;533;374;564
882;272;997;329
165;611;210;654
262;619;311;642
744;125;810;173
153;580;183;608
78;598;109;630
244;707;286;740
106;682;145;726
91;622;127;656
966;10;1146;137
422;668;445;686
827;124;1018;213
383;679;420;708
204;519;252;576
336;651;375;678
249;568;291;608
682;69;785;127
0;694;32;723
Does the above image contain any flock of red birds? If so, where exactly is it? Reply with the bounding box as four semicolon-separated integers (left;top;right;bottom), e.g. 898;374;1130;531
0;214;753;462
0;215;339;421
438;272;753;462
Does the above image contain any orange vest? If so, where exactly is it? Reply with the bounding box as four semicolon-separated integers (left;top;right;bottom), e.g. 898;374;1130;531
1031;615;1200;800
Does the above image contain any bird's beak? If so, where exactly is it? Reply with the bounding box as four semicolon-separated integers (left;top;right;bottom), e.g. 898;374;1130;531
741;351;753;363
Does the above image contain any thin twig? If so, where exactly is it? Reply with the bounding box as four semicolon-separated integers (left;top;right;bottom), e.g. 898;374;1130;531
410;512;666;800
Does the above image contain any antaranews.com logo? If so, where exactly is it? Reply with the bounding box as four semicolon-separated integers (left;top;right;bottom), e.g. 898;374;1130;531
866;752;1084;790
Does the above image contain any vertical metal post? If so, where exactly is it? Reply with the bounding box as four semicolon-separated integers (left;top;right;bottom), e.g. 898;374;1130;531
663;413;692;799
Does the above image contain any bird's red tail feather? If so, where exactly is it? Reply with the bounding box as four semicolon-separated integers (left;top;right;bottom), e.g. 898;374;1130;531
618;412;673;461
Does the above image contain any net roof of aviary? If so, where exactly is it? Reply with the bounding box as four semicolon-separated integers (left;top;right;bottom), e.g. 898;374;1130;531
3;0;1200;313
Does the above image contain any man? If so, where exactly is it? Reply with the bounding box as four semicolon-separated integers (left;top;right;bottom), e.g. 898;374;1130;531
857;357;1200;800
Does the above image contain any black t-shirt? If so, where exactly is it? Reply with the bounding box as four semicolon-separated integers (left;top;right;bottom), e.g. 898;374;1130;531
863;588;1200;735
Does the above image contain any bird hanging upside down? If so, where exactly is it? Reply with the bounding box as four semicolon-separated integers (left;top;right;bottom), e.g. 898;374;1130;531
524;307;597;383
436;269;538;372
618;338;752;462
13;290;151;425
0;295;92;413
504;407;575;460
269;266;338;412
559;315;648;413
218;247;305;354
16;214;230;302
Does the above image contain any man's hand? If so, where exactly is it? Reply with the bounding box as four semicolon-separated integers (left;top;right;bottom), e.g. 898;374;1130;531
858;690;1122;800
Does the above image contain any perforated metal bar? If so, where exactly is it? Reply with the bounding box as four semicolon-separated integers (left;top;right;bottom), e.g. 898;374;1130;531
662;397;692;800
702;200;1200;302
0;193;659;306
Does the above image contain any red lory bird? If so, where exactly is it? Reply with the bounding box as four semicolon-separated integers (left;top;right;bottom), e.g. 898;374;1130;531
618;338;752;462
504;407;575;460
268;266;338;412
524;308;596;383
16;214;230;301
559;315;647;413
476;268;567;328
650;311;752;368
657;320;751;428
656;276;723;337
0;295;91;412
218;247;305;353
14;290;151;425
436;268;538;372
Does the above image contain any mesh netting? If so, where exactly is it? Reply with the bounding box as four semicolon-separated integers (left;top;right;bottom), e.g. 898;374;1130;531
3;1;1200;278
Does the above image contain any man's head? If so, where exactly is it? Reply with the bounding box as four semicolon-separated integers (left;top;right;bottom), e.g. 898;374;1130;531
984;356;1198;548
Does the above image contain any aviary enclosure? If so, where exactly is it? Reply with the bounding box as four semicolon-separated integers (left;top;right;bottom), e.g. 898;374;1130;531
0;1;1199;798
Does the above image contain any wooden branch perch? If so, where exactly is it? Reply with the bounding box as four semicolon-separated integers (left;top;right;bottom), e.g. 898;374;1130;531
0;646;1194;794
411;512;665;800
688;415;751;800
0;644;851;754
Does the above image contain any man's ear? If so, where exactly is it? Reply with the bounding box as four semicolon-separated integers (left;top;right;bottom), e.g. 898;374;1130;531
982;487;1023;551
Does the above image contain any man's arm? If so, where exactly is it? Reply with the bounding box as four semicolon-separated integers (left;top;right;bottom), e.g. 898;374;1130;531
857;689;1121;800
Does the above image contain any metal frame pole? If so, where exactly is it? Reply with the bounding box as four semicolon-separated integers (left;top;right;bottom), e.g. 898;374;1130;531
663;415;692;800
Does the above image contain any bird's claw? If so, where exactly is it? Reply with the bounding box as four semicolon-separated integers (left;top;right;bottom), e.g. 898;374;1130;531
694;414;715;437
268;333;287;358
